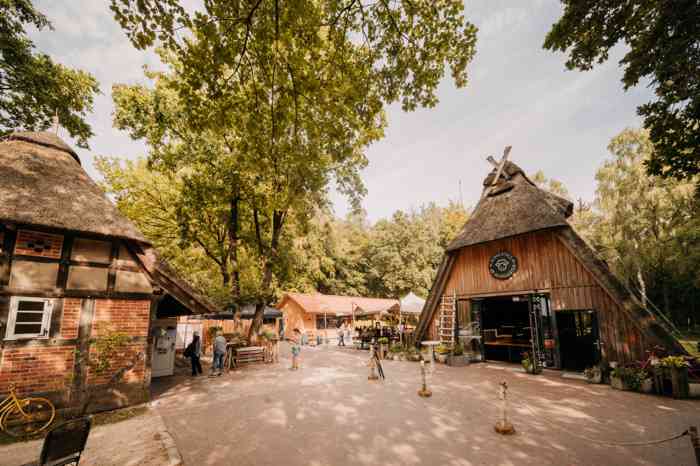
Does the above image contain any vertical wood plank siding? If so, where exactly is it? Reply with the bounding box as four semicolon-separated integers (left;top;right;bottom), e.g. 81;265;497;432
437;229;645;363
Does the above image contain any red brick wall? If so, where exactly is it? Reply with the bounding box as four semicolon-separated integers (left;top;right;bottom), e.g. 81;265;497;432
87;299;150;386
14;230;63;259
92;299;150;337
0;346;75;396
61;298;81;339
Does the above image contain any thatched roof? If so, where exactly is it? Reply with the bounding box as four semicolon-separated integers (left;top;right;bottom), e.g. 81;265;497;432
446;161;573;251
0;132;147;243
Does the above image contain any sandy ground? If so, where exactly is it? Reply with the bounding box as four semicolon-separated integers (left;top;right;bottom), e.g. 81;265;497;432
0;406;171;466
151;343;700;466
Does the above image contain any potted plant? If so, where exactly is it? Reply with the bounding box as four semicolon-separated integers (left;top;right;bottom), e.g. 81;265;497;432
389;344;403;361
377;337;389;359
610;366;644;391
584;366;603;384
659;356;690;399
405;346;421;362
447;342;469;367
435;344;450;363
520;352;542;374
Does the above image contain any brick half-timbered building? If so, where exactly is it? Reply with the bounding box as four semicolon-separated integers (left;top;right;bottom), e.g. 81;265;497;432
0;131;216;412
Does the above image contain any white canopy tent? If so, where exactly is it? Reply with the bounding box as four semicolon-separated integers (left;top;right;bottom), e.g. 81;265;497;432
399;292;426;315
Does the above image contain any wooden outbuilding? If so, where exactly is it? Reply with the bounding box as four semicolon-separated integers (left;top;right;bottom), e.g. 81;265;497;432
0;131;216;412
278;292;399;341
415;157;684;371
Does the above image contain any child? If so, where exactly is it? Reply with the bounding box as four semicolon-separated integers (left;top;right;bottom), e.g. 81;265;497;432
291;328;302;370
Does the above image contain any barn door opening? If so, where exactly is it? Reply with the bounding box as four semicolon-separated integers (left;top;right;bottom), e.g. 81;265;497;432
556;310;600;372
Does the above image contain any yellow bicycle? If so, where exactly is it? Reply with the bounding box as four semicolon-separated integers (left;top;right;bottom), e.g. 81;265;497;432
0;384;55;437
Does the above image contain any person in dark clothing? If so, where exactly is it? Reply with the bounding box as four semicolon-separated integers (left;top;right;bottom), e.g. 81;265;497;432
185;332;203;376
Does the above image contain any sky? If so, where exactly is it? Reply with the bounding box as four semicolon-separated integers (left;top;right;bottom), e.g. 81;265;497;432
29;1;652;223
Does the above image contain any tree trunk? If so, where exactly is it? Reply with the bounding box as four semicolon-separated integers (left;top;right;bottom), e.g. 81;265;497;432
228;195;241;299
637;267;647;309
248;210;285;341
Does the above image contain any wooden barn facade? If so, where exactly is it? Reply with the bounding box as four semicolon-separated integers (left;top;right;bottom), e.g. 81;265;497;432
0;132;216;412
415;159;684;371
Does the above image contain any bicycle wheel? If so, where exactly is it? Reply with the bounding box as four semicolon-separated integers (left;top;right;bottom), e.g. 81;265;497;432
1;397;55;437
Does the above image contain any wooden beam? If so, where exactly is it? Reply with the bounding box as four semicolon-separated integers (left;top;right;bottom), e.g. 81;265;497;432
71;298;95;407
0;228;16;288
107;241;120;293
490;145;512;187
56;235;73;289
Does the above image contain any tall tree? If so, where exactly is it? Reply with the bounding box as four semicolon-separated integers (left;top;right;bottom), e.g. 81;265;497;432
588;128;698;323
544;1;700;181
109;0;478;339
0;0;99;146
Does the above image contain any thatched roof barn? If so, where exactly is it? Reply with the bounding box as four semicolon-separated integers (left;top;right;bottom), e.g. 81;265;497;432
0;131;216;410
416;157;684;370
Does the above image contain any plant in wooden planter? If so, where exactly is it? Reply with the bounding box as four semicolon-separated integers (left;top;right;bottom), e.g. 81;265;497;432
388;344;403;361
610;366;645;391
659;356;690;399
583;366;603;384
405;347;421;362
447;342;469;367
435;344;450;363
520;352;542;374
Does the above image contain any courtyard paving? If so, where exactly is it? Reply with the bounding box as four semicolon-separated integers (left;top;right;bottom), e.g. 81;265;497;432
151;344;700;466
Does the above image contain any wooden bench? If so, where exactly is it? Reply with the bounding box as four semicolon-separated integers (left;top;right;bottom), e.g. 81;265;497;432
235;346;265;365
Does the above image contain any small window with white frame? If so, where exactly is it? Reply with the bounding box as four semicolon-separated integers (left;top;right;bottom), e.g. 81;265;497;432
4;297;53;340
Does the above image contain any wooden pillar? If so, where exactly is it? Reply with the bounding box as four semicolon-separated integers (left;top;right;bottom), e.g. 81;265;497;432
71;298;95;409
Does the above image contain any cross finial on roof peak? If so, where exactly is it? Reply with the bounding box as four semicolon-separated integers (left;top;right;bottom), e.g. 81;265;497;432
486;145;512;186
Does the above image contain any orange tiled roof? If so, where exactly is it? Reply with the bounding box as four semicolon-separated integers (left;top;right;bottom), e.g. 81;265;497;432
278;292;400;316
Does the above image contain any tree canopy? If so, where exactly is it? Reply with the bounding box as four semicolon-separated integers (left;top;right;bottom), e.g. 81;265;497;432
570;128;699;327
544;0;700;181
107;0;478;338
0;0;99;146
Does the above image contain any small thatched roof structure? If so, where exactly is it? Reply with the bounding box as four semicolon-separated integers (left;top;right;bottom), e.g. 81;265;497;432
447;161;573;251
0;131;147;243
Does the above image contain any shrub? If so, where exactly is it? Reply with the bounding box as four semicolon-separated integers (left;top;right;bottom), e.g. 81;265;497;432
659;356;689;368
611;366;647;391
389;344;403;353
436;344;451;354
377;337;389;344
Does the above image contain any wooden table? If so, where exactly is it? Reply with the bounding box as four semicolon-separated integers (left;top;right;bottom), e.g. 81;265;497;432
483;340;530;363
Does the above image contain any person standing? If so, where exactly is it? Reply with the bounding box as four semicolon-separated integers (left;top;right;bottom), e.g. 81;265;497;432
291;329;302;370
185;332;203;376
211;331;227;376
337;323;346;347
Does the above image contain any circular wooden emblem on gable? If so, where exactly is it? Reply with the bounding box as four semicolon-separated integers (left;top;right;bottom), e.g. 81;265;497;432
489;251;518;279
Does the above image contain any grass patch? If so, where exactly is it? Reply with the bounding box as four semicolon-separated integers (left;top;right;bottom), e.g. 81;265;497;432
92;405;148;427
